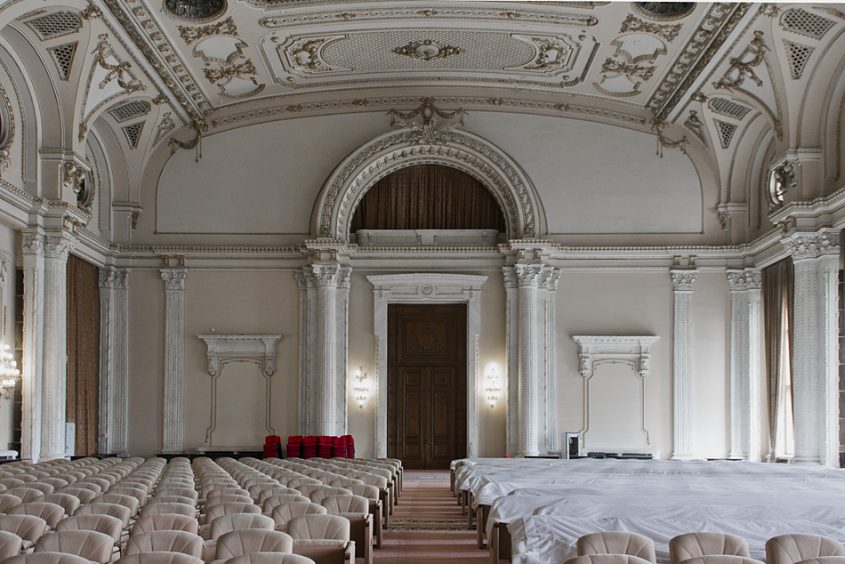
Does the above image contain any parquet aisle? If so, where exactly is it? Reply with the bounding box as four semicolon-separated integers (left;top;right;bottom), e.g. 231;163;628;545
375;470;488;563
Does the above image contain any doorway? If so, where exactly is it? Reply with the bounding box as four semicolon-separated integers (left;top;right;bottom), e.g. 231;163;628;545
387;304;467;469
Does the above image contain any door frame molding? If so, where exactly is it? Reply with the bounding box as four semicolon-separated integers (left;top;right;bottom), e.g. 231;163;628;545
368;273;487;459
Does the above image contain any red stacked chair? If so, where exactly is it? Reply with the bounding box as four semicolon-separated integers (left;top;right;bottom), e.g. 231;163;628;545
317;436;333;458
301;436;317;458
287;435;303;457
331;436;347;458
264;435;281;458
343;434;355;458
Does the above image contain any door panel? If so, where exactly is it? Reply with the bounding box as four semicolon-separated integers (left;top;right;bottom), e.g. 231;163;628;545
388;304;467;469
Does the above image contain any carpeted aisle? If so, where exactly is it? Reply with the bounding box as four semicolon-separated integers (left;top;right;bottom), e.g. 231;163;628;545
374;470;489;563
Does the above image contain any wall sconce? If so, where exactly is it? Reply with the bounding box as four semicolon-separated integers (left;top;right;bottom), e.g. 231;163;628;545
0;343;19;399
353;367;370;409
484;367;501;408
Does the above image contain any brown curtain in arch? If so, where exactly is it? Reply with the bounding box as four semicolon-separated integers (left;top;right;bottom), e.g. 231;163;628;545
349;164;506;232
66;255;100;456
762;257;793;461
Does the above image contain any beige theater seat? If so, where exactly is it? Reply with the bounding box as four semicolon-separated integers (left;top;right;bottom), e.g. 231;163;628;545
223;553;315;564
141;503;197;519
565;556;655;564
6;488;45;503
110;487;149;506
5;552;91;564
214;529;294;563
58;488;96;505
97;494;141;516
0;514;48;549
26;484;55;496
57;514;123;544
271;503;327;532
0;493;22;513
156;489;198;502
262;495;311;514
132;514;200;537
76;503;132;527
34;530;114;564
125;531;204;559
767;535;845;564
209;514;275;539
287;514;354;564
346;484;383;548
671;533;751;564
209;494;253;506
0;530;23;560
578;532;657;563
41;494;80;517
796;559;845;564
678;557;764;564
116;552;204;564
257;489;301;505
204;503;260;524
9;503;66;530
320;495;373;564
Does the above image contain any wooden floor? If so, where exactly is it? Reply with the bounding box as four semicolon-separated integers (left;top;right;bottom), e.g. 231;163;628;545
374;470;488;563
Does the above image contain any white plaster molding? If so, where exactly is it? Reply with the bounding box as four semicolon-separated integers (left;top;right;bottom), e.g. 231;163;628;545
311;127;545;240
98;267;129;455
727;268;762;461
368;273;487;458
161;267;186;453
196;334;282;445
670;268;696;460
20;231;44;461
782;230;841;466
573;335;659;452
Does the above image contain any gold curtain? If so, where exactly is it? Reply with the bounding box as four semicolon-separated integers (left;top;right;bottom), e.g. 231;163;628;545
350;164;506;232
762;257;793;460
66;255;100;456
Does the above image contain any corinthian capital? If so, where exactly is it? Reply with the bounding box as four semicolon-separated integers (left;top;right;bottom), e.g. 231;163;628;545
44;232;74;259
99;267;128;289
727;268;762;291
21;232;44;255
781;230;841;261
310;264;341;287
515;264;544;287
161;268;187;290
670;269;697;291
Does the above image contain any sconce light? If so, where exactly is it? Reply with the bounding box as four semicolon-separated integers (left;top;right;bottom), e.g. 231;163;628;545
0;344;19;399
353;367;370;409
484;367;501;408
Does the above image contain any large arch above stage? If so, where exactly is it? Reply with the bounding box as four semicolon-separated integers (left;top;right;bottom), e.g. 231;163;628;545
310;127;547;241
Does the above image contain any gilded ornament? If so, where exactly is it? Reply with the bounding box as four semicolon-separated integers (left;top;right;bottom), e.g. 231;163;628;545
153;112;176;146
650;119;687;157
81;4;102;20
601;56;655;82
684;110;706;145
713;31;768;90
286;38;334;72
507;35;578;75
393;39;462;61
620;14;681;42
91;34;144;93
178;16;237;45
286;104;303;112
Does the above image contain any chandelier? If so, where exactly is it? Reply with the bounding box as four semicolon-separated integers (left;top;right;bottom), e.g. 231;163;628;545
0;343;19;398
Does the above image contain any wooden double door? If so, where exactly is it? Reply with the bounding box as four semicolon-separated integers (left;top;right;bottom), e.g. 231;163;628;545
387;304;467;469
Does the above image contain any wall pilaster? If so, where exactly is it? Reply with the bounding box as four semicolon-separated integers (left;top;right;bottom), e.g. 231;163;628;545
671;269;696;460
99;267;129;455
20;231;44;461
160;267;186;453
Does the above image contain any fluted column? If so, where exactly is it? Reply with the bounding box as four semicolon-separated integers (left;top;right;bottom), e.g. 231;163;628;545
99;267;129;455
160;267;186;453
782;230;840;466
540;268;560;454
40;232;73;460
517;264;541;456
671;269;697;460
727;268;762;461
21;231;45;461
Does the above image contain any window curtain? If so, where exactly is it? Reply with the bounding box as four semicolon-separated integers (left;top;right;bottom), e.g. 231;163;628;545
349;164;506;232
762;257;794;461
66;255;100;456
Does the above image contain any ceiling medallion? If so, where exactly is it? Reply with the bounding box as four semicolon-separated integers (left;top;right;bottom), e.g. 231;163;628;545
633;2;695;20
393;39;461;61
163;0;227;22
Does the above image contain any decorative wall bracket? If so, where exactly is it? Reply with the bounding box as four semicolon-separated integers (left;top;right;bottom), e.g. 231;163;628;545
197;334;281;377
573;335;659;378
386;97;467;143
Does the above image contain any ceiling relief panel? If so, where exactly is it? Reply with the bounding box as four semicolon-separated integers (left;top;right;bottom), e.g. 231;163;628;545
263;29;595;90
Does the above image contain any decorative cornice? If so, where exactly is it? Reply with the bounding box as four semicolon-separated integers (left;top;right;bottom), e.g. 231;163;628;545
573;335;660;378
727;268;762;291
670;269;697;291
196;333;282;377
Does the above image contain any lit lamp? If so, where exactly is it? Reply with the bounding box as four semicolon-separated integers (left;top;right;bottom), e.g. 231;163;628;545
353;367;370;409
484;367;501;408
0;343;19;399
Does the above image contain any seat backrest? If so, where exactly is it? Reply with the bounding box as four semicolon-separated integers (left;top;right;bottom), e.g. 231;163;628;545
151;495;195;506
578;532;657;562
346;485;379;502
565;556;654;564
6;488;45;503
767;535;845;564
261;495;310;513
319;495;368;517
257;488;300;504
141;503;196;518
670;533;751;564
58;488;96;505
156;488;198;501
34;530;114;564
131;514;199;537
0;530;23;560
9;503;66;529
75;503;131;526
795;558;845;564
215;529;294;560
204;503;259;523
222;553;316;564
97;494;140;514
286;514;349;541
26;484;54;496
4;552;91;564
678;557;764;564
0;514;48;544
0;493;22;513
270;503;327;529
306;487;352;505
41;494;80;517
209;513;275;539
56;514;123;542
115;552;204;564
124;530;203;559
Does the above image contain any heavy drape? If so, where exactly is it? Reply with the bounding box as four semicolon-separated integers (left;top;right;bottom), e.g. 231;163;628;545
349;164;506;232
762;257;793;460
66;255;100;456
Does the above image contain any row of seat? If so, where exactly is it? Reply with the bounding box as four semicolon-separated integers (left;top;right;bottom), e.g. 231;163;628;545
562;531;845;564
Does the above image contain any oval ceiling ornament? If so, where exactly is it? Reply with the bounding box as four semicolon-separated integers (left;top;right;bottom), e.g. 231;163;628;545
633;2;695;20
163;0;227;22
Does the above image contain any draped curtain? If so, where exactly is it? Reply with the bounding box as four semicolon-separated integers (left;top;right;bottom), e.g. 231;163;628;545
762;257;794;461
66;255;100;456
349;164;506;232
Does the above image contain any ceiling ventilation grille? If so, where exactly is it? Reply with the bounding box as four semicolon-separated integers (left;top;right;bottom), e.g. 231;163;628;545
784;40;814;80
122;123;145;149
48;43;77;80
25;11;82;41
714;120;737;149
781;8;835;40
109;101;152;123
708;98;751;120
